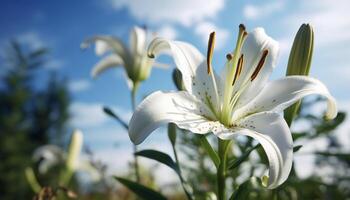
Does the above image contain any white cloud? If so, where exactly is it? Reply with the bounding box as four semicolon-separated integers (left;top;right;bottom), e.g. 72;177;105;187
194;21;230;50
283;0;350;47
69;102;131;128
68;79;91;92
17;31;45;49
243;1;285;20
92;141;179;187
109;0;224;26
156;25;177;40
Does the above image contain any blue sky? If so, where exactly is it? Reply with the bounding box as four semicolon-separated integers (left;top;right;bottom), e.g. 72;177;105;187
1;0;350;183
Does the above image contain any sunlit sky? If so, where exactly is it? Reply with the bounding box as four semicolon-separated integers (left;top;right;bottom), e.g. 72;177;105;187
1;0;350;183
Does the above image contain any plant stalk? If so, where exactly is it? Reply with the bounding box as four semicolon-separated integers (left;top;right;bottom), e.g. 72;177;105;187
172;143;193;200
217;139;230;200
131;82;141;183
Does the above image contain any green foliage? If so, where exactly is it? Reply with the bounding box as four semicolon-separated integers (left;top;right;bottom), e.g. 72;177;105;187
114;176;167;200
135;150;180;174
103;106;129;130
0;41;70;199
228;144;260;170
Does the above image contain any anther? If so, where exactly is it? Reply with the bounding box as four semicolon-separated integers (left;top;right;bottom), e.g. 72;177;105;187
207;32;216;74
251;49;269;81
232;54;244;85
226;53;233;60
148;53;155;58
239;24;246;31
243;31;248;38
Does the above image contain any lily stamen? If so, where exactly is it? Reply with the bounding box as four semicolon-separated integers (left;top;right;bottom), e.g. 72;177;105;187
207;32;216;74
226;53;233;60
251;49;268;81
232;54;244;85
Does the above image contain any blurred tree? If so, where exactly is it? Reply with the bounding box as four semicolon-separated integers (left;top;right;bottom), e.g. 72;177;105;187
0;41;70;199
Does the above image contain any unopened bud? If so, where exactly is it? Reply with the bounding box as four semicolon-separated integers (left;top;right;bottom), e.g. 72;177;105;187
284;24;314;126
66;130;83;171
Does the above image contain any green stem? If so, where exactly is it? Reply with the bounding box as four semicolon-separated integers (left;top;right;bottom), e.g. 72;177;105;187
25;167;41;193
217;139;231;200
131;82;141;183
172;143;193;200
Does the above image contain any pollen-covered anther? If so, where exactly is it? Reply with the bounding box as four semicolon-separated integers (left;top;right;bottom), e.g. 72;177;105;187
147;53;155;59
226;53;233;60
232;54;244;85
243;31;248;38
239;24;246;31
207;32;216;74
251;49;269;81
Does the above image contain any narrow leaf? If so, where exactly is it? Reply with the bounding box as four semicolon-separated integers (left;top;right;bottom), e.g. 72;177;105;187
103;106;129;130
135;150;180;173
230;177;260;200
114;177;167;200
167;123;177;147
293;145;303;152
199;135;220;168
228;144;260;170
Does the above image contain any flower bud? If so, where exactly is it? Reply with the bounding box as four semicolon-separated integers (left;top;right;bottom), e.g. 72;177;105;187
284;24;314;126
66;129;83;171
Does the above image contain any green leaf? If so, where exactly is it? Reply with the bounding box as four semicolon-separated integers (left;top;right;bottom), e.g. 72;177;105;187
315;112;346;133
230;177;260;200
228;144;260;170
167;123;177;147
199;135;220;168
172;68;185;91
136;148;194;200
103;106;129;130
135;150;180;174
292;132;307;141
114;177;167;200
293;145;303;152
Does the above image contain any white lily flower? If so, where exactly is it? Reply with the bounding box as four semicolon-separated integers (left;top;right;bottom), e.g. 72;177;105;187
33;145;65;174
128;26;338;189
32;131;101;182
82;26;168;87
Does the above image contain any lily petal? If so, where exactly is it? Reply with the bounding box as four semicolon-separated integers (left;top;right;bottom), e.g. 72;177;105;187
235;76;337;120
82;36;130;62
95;40;111;56
147;38;222;112
33;145;65;174
129;91;217;144
215;112;293;189
91;54;123;78
130;26;147;56
234;28;279;109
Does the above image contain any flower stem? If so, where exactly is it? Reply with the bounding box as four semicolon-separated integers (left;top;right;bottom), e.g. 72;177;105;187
131;82;141;183
172;142;193;200
217;139;231;200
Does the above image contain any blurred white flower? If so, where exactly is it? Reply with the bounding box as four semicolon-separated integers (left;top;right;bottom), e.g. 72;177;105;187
82;26;168;89
32;130;101;182
33;145;65;174
129;26;337;188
